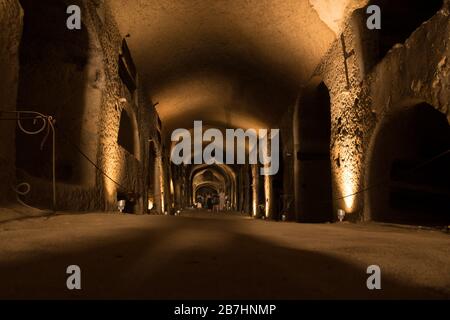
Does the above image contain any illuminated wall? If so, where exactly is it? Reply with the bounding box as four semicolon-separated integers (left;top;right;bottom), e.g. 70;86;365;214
264;171;273;218
313;2;449;221
9;0;161;213
363;2;450;220
329;91;363;214
155;152;165;213
314;10;377;221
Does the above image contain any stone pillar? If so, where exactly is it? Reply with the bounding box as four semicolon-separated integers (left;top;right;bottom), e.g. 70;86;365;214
251;164;259;217
264;169;273;219
154;151;164;214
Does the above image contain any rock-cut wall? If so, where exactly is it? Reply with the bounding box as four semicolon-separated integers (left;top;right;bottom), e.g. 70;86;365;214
0;0;160;213
0;0;22;204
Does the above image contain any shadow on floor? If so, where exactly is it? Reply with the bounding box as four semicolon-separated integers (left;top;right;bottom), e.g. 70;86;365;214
0;216;447;300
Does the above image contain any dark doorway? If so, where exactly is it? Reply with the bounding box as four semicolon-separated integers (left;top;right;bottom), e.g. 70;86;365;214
369;103;450;225
297;82;333;222
16;0;90;186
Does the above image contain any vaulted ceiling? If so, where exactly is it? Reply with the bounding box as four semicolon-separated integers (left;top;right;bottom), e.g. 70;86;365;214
108;0;367;135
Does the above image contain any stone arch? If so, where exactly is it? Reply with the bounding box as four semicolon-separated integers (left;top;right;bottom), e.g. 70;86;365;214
190;164;237;209
362;4;450;223
16;0;103;208
195;184;220;198
366;101;450;225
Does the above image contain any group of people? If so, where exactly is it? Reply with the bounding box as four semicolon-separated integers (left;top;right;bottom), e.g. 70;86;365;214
196;191;228;212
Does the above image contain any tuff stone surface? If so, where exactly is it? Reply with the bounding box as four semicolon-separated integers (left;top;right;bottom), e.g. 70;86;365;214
0;0;22;204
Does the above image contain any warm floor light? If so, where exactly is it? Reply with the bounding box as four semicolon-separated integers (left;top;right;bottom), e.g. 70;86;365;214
337;209;346;222
118;200;126;213
148;199;154;210
170;179;174;195
264;173;271;218
252;199;258;217
340;166;358;212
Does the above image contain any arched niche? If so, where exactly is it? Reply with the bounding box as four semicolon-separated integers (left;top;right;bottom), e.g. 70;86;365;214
189;164;237;209
16;0;102;192
294;80;333;222
367;102;450;225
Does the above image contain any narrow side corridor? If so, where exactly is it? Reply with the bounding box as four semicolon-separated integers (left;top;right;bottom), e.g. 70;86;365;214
0;211;448;299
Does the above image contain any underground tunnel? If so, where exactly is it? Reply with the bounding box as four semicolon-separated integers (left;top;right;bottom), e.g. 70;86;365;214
0;0;449;302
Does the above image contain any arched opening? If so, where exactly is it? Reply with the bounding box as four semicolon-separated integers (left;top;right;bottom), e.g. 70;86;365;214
16;0;99;204
369;0;443;62
189;164;237;211
192;169;225;195
195;185;219;197
368;102;450;225
296;82;333;222
195;185;219;209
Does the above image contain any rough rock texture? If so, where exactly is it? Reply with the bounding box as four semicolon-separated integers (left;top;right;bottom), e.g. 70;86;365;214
72;0;161;213
367;3;450;121
0;0;22;204
309;0;369;35
0;0;162;213
2;0;448;220
314;11;376;221
108;0;337;136
279;103;296;219
311;0;450;221
362;1;450;220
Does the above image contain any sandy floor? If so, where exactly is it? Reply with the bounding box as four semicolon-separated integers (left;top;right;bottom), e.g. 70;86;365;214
0;210;449;299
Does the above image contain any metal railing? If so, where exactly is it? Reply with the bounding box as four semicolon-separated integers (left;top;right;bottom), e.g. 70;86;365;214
1;110;56;212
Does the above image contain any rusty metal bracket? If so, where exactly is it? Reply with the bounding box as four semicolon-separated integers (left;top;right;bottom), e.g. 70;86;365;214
1;110;56;212
340;34;355;90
